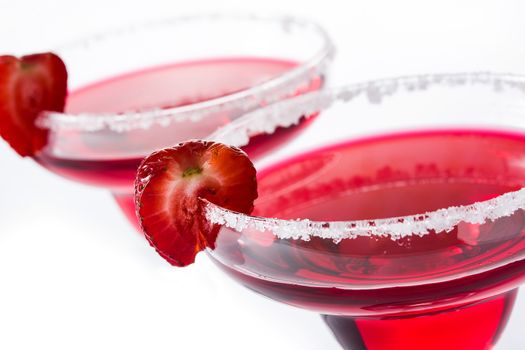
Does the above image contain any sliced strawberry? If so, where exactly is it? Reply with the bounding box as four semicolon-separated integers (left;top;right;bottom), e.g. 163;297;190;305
135;140;258;267
0;53;67;156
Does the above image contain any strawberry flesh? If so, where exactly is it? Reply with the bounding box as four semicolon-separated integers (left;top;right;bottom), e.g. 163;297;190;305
135;140;258;267
0;53;67;156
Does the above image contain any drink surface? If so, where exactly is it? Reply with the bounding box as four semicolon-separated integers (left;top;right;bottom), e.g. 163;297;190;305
212;129;525;317
34;57;315;191
65;57;301;114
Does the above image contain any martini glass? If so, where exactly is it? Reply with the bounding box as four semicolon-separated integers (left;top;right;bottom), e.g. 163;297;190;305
205;72;525;350
31;14;334;229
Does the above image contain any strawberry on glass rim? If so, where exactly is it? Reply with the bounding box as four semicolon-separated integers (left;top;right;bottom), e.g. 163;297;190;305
134;140;258;267
0;52;259;268
0;53;67;157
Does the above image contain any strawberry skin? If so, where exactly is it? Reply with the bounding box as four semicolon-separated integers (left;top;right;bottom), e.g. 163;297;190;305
0;53;67;156
135;140;258;267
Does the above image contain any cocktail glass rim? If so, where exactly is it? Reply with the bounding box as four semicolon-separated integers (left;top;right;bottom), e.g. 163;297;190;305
204;71;525;244
35;13;335;134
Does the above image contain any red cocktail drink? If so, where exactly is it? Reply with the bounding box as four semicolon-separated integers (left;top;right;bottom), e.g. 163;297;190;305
206;73;525;349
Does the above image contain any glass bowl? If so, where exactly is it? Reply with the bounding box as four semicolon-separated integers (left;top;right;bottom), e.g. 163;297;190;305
206;72;525;350
30;13;335;229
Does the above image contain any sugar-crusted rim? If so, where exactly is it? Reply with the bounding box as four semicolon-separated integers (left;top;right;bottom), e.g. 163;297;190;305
36;13;335;133
205;71;525;241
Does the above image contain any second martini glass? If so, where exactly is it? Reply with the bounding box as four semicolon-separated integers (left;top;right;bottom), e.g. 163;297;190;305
31;14;334;229
204;72;525;350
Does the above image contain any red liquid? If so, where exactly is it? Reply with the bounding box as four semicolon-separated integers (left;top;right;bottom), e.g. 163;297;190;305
34;57;322;228
212;130;525;349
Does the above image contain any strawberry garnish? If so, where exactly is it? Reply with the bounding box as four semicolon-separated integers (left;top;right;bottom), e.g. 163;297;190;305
135;140;258;267
0;53;67;156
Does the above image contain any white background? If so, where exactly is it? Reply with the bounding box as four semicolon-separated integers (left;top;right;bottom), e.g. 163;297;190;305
1;0;525;349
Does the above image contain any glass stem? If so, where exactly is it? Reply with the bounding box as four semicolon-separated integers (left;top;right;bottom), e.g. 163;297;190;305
322;289;517;350
113;192;141;231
